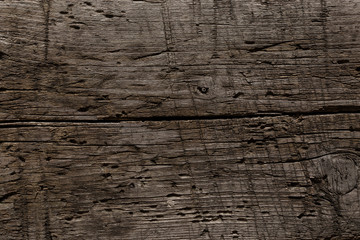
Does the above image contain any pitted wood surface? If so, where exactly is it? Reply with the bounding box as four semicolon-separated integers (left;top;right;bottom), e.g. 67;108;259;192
0;0;359;120
1;0;360;239
1;114;360;239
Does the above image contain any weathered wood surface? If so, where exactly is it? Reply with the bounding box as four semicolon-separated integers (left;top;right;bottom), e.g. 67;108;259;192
1;114;360;239
1;0;360;239
0;0;359;120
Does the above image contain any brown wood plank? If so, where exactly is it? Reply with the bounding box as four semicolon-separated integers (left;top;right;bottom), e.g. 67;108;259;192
0;0;359;120
1;114;359;239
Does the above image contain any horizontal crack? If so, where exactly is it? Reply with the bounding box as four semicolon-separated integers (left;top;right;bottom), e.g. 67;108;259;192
248;40;293;52
0;192;17;203
132;50;168;60
0;110;359;126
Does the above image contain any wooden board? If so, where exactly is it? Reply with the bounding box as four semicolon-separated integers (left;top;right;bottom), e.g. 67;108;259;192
1;0;360;239
1;114;360;239
0;0;359;120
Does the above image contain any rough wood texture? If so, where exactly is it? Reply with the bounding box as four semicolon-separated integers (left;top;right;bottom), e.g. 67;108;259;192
1;0;360;239
1;114;360;239
0;0;359;120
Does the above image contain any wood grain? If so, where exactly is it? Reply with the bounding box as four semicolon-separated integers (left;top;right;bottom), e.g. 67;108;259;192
0;0;359;120
1;114;360;239
1;0;360;239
